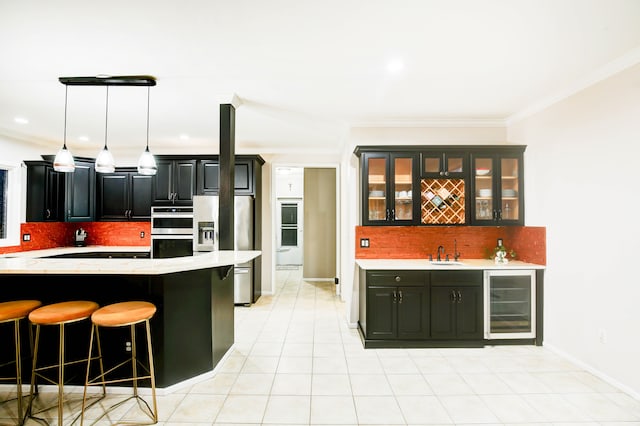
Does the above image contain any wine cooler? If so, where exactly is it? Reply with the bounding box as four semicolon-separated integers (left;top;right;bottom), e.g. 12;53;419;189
484;270;536;339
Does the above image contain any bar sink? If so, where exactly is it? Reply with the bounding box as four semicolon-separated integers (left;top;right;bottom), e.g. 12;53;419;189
429;260;464;266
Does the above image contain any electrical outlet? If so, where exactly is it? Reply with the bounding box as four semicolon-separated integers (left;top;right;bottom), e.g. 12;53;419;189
125;341;132;352
22;233;31;242
140;231;145;238
360;238;370;248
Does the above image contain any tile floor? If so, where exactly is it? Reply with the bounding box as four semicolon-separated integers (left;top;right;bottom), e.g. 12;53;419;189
2;266;640;425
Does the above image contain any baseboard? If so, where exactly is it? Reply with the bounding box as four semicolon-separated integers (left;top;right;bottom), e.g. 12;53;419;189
303;277;335;282
347;321;358;329
544;342;640;401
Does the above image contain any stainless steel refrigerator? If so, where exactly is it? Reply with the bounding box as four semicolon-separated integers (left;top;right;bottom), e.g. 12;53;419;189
193;195;255;304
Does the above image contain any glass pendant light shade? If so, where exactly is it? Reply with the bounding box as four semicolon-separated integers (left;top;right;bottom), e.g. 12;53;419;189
53;143;75;172
96;86;115;173
54;86;75;172
137;147;157;175
95;145;115;173
137;86;157;175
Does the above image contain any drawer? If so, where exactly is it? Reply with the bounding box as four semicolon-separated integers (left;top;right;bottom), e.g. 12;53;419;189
367;270;427;287
430;270;482;287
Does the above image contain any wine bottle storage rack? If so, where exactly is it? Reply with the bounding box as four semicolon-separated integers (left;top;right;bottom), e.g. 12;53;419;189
420;179;465;224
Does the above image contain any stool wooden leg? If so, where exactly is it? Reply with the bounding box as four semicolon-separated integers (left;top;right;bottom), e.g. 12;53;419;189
145;319;158;422
131;324;138;397
13;319;23;424
26;325;40;420
57;324;65;426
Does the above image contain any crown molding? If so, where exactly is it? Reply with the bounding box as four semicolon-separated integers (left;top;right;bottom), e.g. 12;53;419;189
507;46;640;125
351;117;507;128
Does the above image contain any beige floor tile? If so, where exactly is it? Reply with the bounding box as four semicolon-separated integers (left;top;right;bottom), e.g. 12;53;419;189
353;396;405;425
349;374;393;396
310;395;357;424
313;356;348;374
281;342;314;357
346;357;384;374
262;395;310;424
521;393;591;422
481;394;547;423
497;371;553;393
396;395;453;424
386;374;433;396
166;393;225;422
229;373;274;395
189;373;238;395
563;393;640;421
424;373;475;395
379;356;419;374
270;373;312;395
215;394;268;423
312;374;352;395
277;356;313;374
438;395;500;423
241;355;280;374
313;342;344;357
461;372;513;394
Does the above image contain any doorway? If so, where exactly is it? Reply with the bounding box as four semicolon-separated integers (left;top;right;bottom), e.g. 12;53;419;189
273;165;339;290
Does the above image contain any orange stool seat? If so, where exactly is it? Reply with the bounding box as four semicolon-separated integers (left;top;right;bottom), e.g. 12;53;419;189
91;301;156;327
29;301;99;325
0;300;42;426
0;300;42;322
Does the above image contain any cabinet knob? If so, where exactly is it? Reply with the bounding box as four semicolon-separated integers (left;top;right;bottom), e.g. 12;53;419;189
439;171;445;176
395;276;401;282
444;171;449;176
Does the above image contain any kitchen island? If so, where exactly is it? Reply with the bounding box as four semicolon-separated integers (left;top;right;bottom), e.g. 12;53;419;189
356;258;545;348
0;247;261;388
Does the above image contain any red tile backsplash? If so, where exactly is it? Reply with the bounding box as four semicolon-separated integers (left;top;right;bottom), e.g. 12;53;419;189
355;225;546;265
0;222;151;254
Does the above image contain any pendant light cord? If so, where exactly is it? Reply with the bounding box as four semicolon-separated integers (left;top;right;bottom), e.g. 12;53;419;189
104;86;109;150
146;86;150;151
63;85;68;149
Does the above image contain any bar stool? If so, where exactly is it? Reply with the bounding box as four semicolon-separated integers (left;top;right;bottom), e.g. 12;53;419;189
80;301;158;426
27;300;102;426
0;300;41;425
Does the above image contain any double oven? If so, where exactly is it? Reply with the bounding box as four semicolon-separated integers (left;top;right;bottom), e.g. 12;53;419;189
150;206;194;258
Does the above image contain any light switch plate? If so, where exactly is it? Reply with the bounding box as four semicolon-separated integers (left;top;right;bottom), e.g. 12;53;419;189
22;233;31;242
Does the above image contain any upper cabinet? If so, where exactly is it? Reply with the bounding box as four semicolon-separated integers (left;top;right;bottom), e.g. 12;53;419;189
25;158;95;222
361;152;419;225
152;159;196;205
355;145;525;226
471;149;524;225
421;151;467;178
97;169;153;221
197;158;254;195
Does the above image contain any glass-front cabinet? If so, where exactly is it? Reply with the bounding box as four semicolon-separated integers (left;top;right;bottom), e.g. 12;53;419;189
362;152;418;225
471;152;523;225
421;151;467;178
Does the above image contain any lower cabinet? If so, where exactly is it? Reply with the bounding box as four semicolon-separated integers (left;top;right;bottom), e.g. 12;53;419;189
430;278;483;339
360;269;483;346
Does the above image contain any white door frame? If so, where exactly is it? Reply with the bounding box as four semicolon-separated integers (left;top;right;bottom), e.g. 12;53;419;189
275;197;304;265
271;162;341;296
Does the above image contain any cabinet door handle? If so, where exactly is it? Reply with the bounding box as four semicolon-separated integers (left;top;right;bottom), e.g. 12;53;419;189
45;209;51;219
385;209;390;221
457;290;462;303
450;290;456;302
497;209;502;221
390;209;395;221
398;290;403;304
392;290;397;304
492;210;498;221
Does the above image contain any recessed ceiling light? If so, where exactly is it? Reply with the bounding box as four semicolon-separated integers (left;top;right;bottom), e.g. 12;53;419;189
179;134;190;140
14;117;29;124
78;136;90;142
386;59;404;74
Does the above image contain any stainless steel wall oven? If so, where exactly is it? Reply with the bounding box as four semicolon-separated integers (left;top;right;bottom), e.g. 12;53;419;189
151;206;194;258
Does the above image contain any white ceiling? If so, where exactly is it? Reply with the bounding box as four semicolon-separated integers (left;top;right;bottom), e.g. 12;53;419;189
1;0;640;158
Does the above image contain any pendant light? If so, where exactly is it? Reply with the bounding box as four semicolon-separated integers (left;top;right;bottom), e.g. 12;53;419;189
53;85;76;172
137;86;157;175
95;86;115;173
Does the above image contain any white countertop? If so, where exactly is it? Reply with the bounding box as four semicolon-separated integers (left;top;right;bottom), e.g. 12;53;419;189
355;258;545;270
0;246;261;275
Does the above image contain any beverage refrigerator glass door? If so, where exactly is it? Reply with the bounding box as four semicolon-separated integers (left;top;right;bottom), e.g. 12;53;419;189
483;270;536;339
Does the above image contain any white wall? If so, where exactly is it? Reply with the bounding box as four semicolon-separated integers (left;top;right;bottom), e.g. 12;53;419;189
509;63;640;397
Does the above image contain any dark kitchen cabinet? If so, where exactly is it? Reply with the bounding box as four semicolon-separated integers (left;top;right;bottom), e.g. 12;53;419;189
197;159;253;195
430;271;483;340
25;158;95;222
421;150;467;178
25;161;64;221
97;169;153;221
470;149;524;225
359;151;419;225
363;271;428;340
152;159;196;205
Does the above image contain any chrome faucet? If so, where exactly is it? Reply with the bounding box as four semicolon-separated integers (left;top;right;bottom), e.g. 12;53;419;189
437;245;445;261
454;239;461;261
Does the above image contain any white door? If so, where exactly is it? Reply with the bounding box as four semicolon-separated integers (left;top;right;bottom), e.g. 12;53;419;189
276;198;303;265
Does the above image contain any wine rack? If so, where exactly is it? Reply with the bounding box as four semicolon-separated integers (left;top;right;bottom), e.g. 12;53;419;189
420;178;465;224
